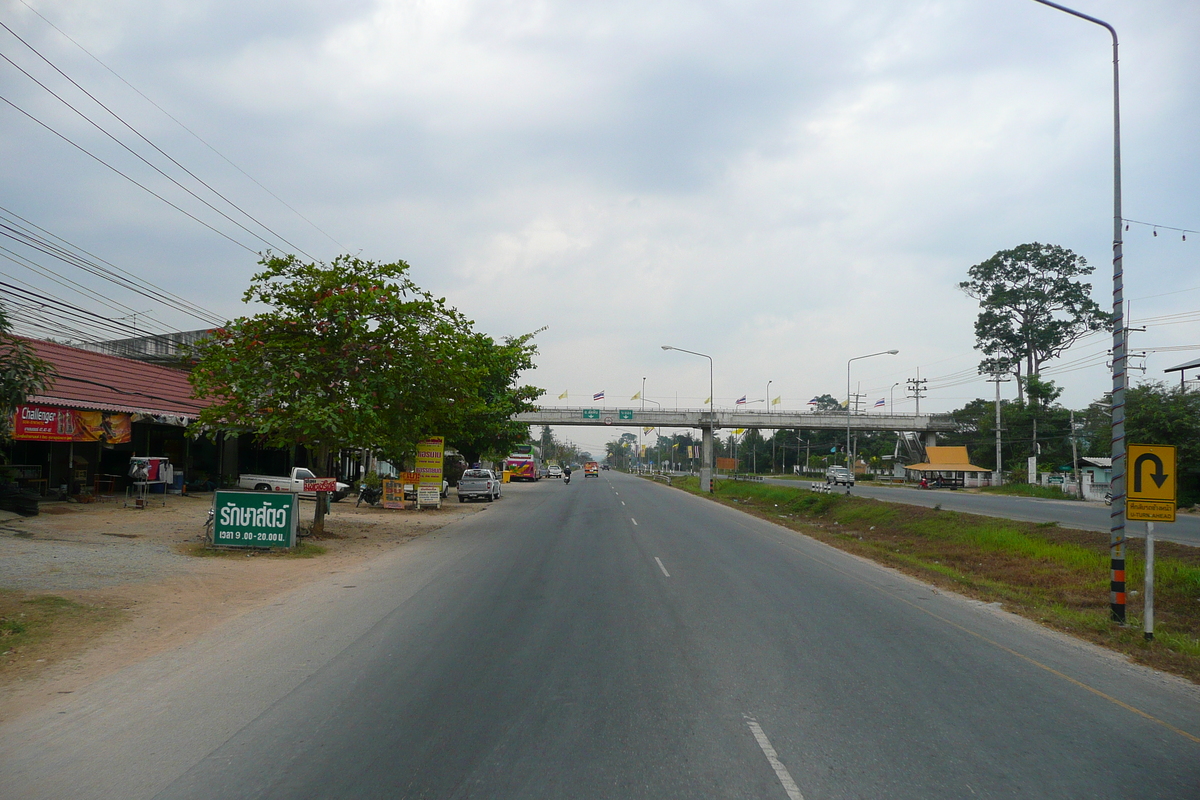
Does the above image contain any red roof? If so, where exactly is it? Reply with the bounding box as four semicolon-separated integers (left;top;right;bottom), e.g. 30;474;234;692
20;338;207;419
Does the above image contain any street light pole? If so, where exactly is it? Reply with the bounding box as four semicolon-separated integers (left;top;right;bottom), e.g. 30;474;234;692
890;382;900;415
1032;0;1126;624
847;350;899;473
662;346;715;491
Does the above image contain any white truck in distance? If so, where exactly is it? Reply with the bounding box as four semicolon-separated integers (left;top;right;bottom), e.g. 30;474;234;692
238;467;350;501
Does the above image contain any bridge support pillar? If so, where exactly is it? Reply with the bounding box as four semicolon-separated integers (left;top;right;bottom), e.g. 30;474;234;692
922;430;938;449
700;426;714;492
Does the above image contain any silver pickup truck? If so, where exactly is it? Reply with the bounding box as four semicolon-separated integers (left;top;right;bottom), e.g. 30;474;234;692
456;469;501;503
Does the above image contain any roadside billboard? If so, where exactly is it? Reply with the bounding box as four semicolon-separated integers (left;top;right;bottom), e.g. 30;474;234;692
382;479;405;509
416;436;445;508
12;405;131;443
212;491;297;548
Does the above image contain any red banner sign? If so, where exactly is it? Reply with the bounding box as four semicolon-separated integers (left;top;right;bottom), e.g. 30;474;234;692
11;405;132;443
303;478;338;492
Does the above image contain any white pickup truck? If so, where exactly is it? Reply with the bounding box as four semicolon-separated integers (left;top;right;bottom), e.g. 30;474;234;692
238;467;350;501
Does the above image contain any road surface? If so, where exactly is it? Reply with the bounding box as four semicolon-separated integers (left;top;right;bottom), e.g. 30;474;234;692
3;472;1198;798
759;477;1200;547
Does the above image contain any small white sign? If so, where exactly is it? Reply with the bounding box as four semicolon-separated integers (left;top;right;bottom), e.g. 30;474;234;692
417;485;441;508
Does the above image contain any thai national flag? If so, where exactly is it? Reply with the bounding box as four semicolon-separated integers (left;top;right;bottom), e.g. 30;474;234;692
736;396;747;405
593;391;605;401
875;398;886;408
807;397;819;405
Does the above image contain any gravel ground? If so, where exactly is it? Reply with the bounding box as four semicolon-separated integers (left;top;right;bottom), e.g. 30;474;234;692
0;535;190;593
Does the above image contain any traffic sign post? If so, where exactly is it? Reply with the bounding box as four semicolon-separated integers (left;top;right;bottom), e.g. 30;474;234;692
1127;444;1175;642
1126;444;1175;522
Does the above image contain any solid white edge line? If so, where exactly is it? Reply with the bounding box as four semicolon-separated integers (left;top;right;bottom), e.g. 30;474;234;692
654;556;670;577
745;717;804;800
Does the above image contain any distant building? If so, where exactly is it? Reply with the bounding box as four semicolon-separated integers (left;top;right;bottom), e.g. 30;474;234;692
81;329;214;368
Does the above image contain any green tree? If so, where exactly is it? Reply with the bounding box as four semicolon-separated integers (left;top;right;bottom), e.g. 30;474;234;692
808;393;843;412
189;253;537;532
1125;382;1200;507
0;305;53;444
960;243;1109;402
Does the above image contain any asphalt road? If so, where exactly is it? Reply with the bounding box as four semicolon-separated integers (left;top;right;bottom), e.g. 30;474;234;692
759;478;1200;547
4;472;1198;798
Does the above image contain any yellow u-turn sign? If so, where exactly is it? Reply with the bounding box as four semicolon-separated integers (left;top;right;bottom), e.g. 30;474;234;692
1126;444;1176;522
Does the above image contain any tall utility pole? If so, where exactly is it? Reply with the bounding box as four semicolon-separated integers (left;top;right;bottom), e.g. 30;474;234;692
1070;409;1081;498
907;371;927;415
1032;0;1126;623
988;373;1009;486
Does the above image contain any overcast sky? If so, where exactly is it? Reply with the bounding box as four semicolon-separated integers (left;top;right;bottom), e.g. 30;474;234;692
2;0;1197;456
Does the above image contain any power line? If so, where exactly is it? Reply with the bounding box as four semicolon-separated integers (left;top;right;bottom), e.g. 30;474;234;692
0;21;317;260
14;0;350;253
0;91;261;256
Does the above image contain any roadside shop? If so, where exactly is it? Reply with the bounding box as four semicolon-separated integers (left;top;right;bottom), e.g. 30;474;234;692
3;339;214;499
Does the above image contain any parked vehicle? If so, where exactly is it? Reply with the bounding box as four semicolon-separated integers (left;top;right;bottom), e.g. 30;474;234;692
584;461;600;478
825;466;855;487
457;469;502;502
238;467;349;501
504;444;541;481
356;483;382;507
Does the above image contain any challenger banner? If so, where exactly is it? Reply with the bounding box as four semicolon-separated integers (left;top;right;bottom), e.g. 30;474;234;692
12;405;132;443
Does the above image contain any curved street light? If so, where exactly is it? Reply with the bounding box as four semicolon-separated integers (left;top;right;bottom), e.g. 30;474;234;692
663;345;715;490
847;350;899;472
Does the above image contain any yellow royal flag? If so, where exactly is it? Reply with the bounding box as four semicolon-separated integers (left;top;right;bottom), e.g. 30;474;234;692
631;391;641;400
771;396;781;406
704;396;711;405
734;428;746;435
644;426;655;434
558;390;568;399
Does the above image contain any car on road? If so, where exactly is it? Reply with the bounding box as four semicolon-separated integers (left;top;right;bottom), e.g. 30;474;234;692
584;461;600;478
548;465;563;479
456;469;502;502
602;464;610;471
825;466;855;487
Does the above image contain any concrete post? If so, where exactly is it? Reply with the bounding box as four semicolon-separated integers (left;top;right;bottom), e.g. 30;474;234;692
700;425;714;492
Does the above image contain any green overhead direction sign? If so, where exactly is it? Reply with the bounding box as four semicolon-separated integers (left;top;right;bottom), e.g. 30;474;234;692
583;409;601;419
619;409;634;420
212;490;298;548
1126;444;1176;523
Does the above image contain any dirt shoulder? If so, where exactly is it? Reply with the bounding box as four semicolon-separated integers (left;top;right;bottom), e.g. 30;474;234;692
0;494;482;721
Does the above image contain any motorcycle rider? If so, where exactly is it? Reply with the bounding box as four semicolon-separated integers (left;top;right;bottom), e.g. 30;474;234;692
563;465;572;484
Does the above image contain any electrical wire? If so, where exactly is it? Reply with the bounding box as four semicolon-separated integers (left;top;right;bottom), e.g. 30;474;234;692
14;0;349;253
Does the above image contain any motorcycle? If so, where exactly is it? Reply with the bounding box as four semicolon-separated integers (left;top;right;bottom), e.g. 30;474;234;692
1104;491;1112;506
356;483;383;507
563;473;572;485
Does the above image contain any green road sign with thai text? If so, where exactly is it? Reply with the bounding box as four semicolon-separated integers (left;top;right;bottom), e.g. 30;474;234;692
212;491;297;548
619;410;634;420
583;409;601;419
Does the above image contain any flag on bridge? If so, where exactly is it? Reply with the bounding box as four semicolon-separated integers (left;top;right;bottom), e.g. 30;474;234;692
631;391;641;400
875;398;886;408
736;396;747;405
807;397;819;406
704;396;711;405
594;391;605;401
644;426;655;434
771;396;781;406
558;390;568;400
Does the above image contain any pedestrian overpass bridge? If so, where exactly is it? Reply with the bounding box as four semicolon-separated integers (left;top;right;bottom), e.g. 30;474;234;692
513;406;955;436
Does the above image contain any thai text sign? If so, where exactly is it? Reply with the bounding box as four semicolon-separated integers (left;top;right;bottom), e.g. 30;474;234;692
12;405;132;443
212;491;297;548
382;479;405;509
416;436;445;486
716;457;738;470
1127;444;1176;522
303;478;337;492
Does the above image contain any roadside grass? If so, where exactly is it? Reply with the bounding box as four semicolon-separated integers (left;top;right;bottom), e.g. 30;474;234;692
668;476;1200;683
0;591;124;678
181;541;327;558
979;483;1080;500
